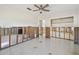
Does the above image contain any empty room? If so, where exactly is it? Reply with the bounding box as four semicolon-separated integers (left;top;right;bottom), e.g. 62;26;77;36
0;4;79;55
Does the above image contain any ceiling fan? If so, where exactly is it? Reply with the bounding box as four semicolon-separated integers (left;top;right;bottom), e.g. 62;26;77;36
27;4;50;14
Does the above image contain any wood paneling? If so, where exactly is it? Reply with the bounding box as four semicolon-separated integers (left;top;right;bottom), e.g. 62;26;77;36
0;28;1;49
16;27;18;44
34;27;39;38
28;27;35;39
74;27;79;44
9;28;11;47
25;27;28;39
45;27;50;38
36;27;39;37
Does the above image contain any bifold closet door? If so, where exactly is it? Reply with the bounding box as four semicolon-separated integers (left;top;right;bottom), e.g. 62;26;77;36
17;27;23;43
0;28;1;49
45;27;50;38
65;27;74;40
51;27;53;37
64;27;70;40
33;27;36;38
30;27;35;39
25;27;29;39
60;27;64;39
34;27;39;38
55;27;60;38
74;27;79;44
36;27;39;37
69;27;74;40
33;27;38;38
28;27;35;39
22;27;28;41
10;28;17;45
1;28;9;48
52;27;56;37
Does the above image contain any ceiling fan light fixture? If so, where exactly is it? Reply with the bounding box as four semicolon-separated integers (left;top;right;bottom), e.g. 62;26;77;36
27;4;50;14
40;11;42;14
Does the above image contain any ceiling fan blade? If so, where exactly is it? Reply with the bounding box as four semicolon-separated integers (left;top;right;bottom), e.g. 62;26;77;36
27;8;32;10
33;9;39;11
42;9;50;12
34;4;40;9
43;4;49;8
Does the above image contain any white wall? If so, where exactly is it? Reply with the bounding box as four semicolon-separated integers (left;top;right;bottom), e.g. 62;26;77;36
76;6;79;27
45;4;79;27
0;4;39;27
39;4;79;27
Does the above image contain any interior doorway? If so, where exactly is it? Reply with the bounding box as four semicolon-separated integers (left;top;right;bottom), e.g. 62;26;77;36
39;20;45;38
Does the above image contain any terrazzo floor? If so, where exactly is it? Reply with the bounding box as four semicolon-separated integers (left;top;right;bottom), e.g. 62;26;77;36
0;37;79;55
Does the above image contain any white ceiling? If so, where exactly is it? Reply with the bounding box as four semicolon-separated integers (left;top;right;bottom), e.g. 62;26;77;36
0;4;78;14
